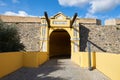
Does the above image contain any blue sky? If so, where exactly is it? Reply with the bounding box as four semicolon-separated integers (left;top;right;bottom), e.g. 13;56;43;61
0;0;120;24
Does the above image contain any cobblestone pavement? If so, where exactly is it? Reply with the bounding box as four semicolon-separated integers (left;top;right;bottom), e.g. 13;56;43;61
0;59;110;80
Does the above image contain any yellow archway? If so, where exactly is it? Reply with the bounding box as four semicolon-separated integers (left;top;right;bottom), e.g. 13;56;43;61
49;29;71;58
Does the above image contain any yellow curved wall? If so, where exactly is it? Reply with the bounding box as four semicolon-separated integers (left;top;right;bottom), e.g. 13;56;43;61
95;52;120;80
0;52;48;78
71;52;120;80
38;52;48;65
71;52;95;68
0;52;23;78
23;52;39;67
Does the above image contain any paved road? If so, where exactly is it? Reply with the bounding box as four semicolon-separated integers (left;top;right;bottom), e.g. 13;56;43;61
0;59;110;80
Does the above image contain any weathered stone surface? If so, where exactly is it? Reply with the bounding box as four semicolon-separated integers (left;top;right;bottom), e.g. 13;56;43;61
5;22;120;53
0;15;41;23
1;14;119;53
15;23;41;51
105;19;120;25
80;25;120;53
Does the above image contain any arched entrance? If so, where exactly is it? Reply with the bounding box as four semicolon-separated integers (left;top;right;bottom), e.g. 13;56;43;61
49;29;71;58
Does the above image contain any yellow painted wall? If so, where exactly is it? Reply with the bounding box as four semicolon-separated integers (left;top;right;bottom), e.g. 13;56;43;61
71;52;81;66
0;52;23;78
23;52;48;68
1;51;120;80
71;52;95;68
71;52;120;80
0;52;48;78
71;52;88;68
95;52;120;80
23;52;39;68
80;52;89;67
38;52;48;65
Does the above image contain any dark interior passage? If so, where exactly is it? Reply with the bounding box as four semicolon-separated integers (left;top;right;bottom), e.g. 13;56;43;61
49;29;71;58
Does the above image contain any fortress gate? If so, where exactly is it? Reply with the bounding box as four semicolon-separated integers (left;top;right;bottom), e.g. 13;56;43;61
40;12;80;58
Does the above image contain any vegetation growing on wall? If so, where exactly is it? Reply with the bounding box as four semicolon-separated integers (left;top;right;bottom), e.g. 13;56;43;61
0;20;25;52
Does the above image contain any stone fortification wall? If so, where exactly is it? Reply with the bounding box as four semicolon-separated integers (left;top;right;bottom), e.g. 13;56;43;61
80;24;120;53
0;15;41;51
105;19;120;25
5;22;41;51
0;15;41;23
15;23;41;51
1;15;120;53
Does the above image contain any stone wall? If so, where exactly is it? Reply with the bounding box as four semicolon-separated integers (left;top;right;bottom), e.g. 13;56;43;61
7;22;41;51
80;24;120;53
6;22;120;53
105;19;120;25
0;15;41;51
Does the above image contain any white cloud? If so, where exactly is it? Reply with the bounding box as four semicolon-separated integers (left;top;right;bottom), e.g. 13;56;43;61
89;0;119;14
58;0;89;7
58;0;120;13
12;0;19;3
3;11;35;17
0;1;6;6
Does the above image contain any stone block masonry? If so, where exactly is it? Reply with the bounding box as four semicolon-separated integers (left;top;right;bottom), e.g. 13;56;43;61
6;22;41;51
0;15;120;53
3;23;120;53
16;23;41;51
80;24;120;53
